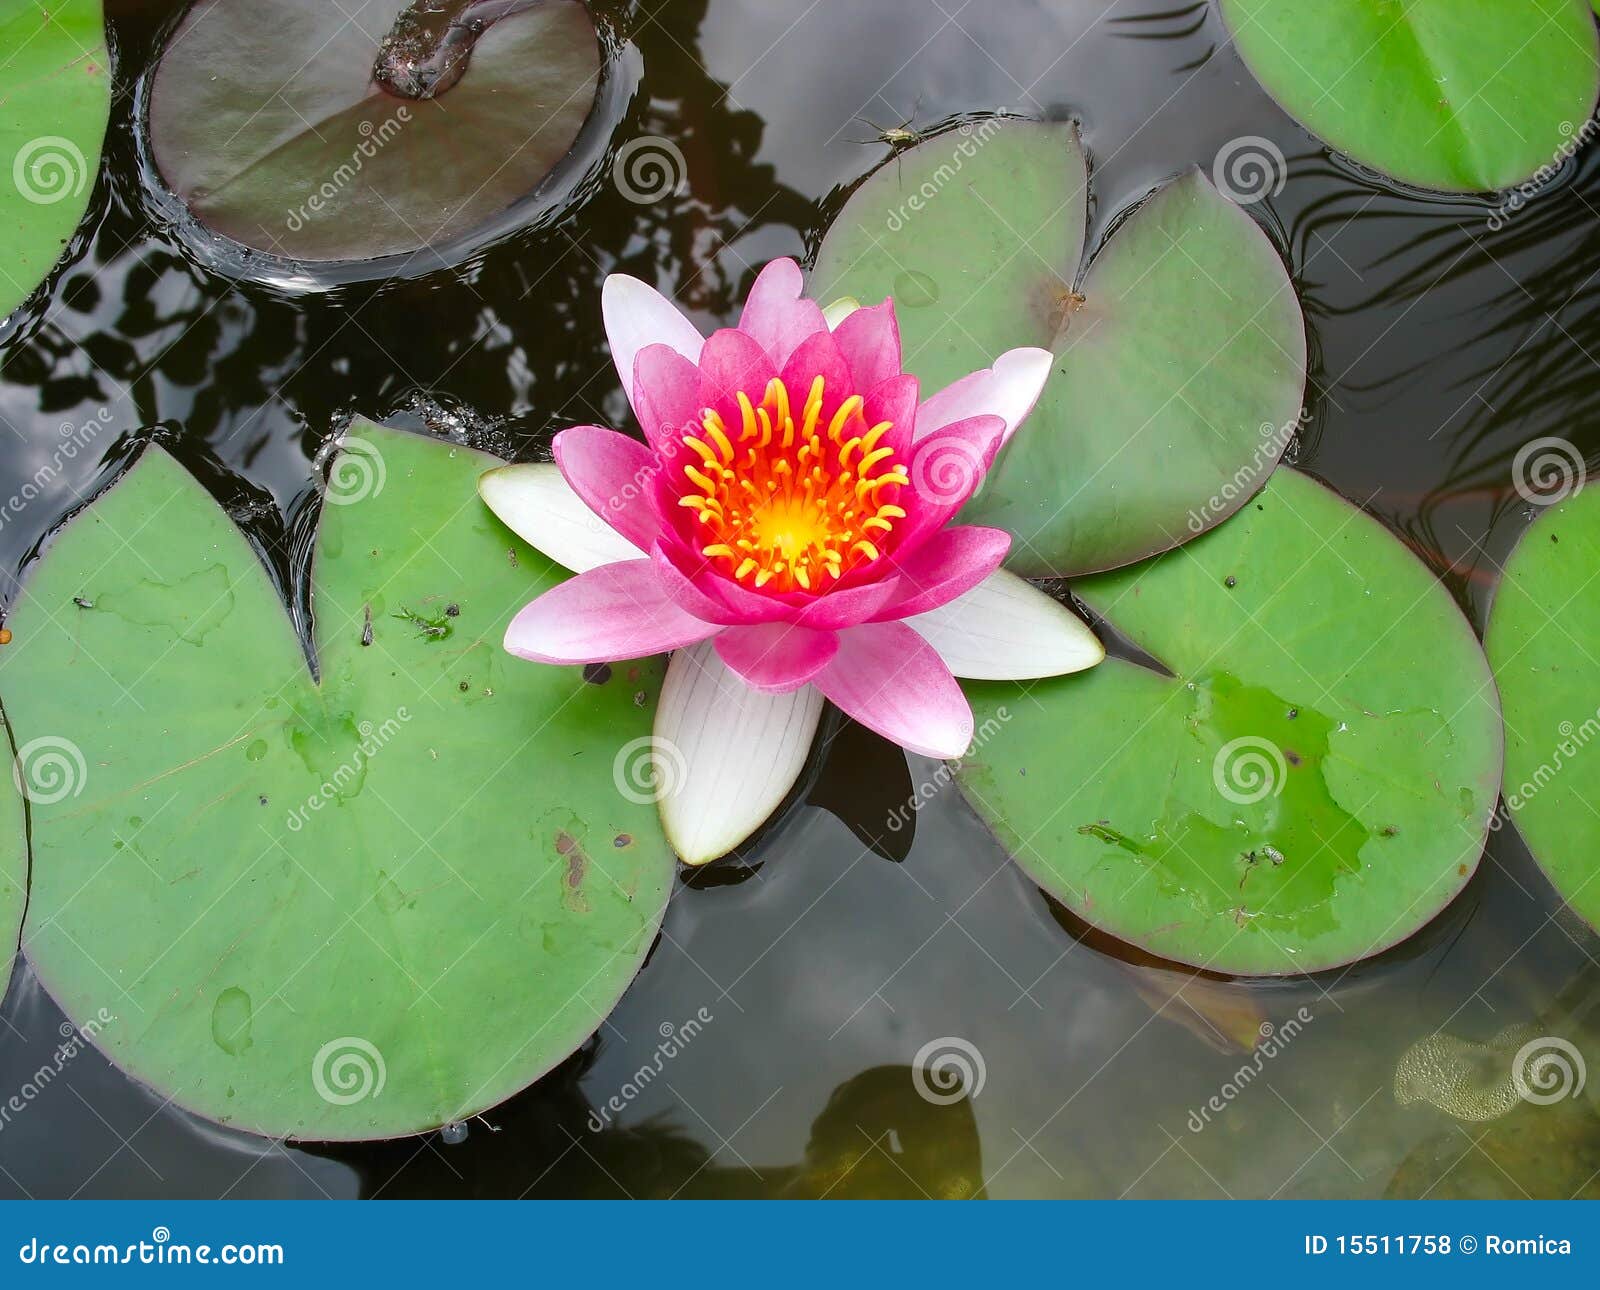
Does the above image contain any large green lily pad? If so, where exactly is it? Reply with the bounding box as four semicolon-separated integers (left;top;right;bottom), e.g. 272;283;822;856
148;0;600;262
955;469;1502;976
0;729;21;1003
1219;0;1600;193
0;0;109;317
2;423;674;1139
1486;486;1600;932
811;120;1305;577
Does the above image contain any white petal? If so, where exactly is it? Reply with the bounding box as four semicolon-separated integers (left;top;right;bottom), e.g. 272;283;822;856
821;296;860;329
601;274;705;404
903;569;1104;679
654;641;822;864
917;346;1054;445
478;464;642;573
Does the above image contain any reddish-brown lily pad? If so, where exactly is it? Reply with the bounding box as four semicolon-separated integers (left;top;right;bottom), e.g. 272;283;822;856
148;0;600;262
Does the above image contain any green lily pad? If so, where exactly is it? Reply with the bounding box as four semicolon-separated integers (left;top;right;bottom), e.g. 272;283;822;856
0;0;109;318
1486;486;1600;933
2;423;674;1139
955;469;1502;976
811;120;1305;577
1219;0;1600;193
148;0;600;262
0;730;21;1002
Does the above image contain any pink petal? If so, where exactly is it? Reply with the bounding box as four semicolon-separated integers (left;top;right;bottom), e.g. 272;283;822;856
633;344;707;453
781;329;855;423
738;258;828;368
896;413;1008;547
864;372;919;448
603;275;705;420
792;575;901;630
651;541;789;626
814;621;974;758
504;559;718;664
875;525;1011;620
714;622;839;692
831;300;902;394
698;327;778;426
916;346;1054;446
551;426;665;554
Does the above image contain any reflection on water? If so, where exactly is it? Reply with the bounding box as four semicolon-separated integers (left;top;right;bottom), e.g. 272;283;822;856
3;0;1600;1199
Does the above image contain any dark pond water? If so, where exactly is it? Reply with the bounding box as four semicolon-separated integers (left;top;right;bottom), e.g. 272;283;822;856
3;0;1600;1198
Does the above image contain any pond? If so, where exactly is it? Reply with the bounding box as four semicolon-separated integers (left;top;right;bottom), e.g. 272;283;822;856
1;0;1599;1199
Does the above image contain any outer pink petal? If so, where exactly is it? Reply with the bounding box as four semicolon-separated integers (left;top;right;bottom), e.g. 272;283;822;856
916;346;1054;446
633;344;706;452
551;426;665;554
814;621;974;758
896;413;1008;548
875;525;1011;620
603;275;705;420
864;372;919;452
831;300;901;395
714;622;839;692
792;575;901;629
504;560;718;664
738;258;828;368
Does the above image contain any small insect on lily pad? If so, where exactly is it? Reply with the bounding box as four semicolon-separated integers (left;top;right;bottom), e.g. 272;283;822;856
2;422;676;1139
0;0;110;318
954;470;1503;976
811;119;1306;578
1218;0;1600;193
146;0;601;263
1486;484;1600;933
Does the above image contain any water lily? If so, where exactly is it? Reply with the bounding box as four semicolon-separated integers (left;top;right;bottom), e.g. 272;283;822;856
481;258;1103;863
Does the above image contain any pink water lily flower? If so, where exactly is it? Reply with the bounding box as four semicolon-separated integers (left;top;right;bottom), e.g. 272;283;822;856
480;258;1102;863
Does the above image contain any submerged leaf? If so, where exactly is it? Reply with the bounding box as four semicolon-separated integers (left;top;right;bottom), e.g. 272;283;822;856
0;0;110;317
148;0;601;261
3;423;675;1139
955;470;1503;976
1219;0;1600;193
811;120;1305;577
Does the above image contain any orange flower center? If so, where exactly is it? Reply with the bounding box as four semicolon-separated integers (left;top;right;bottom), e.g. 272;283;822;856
676;375;908;593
